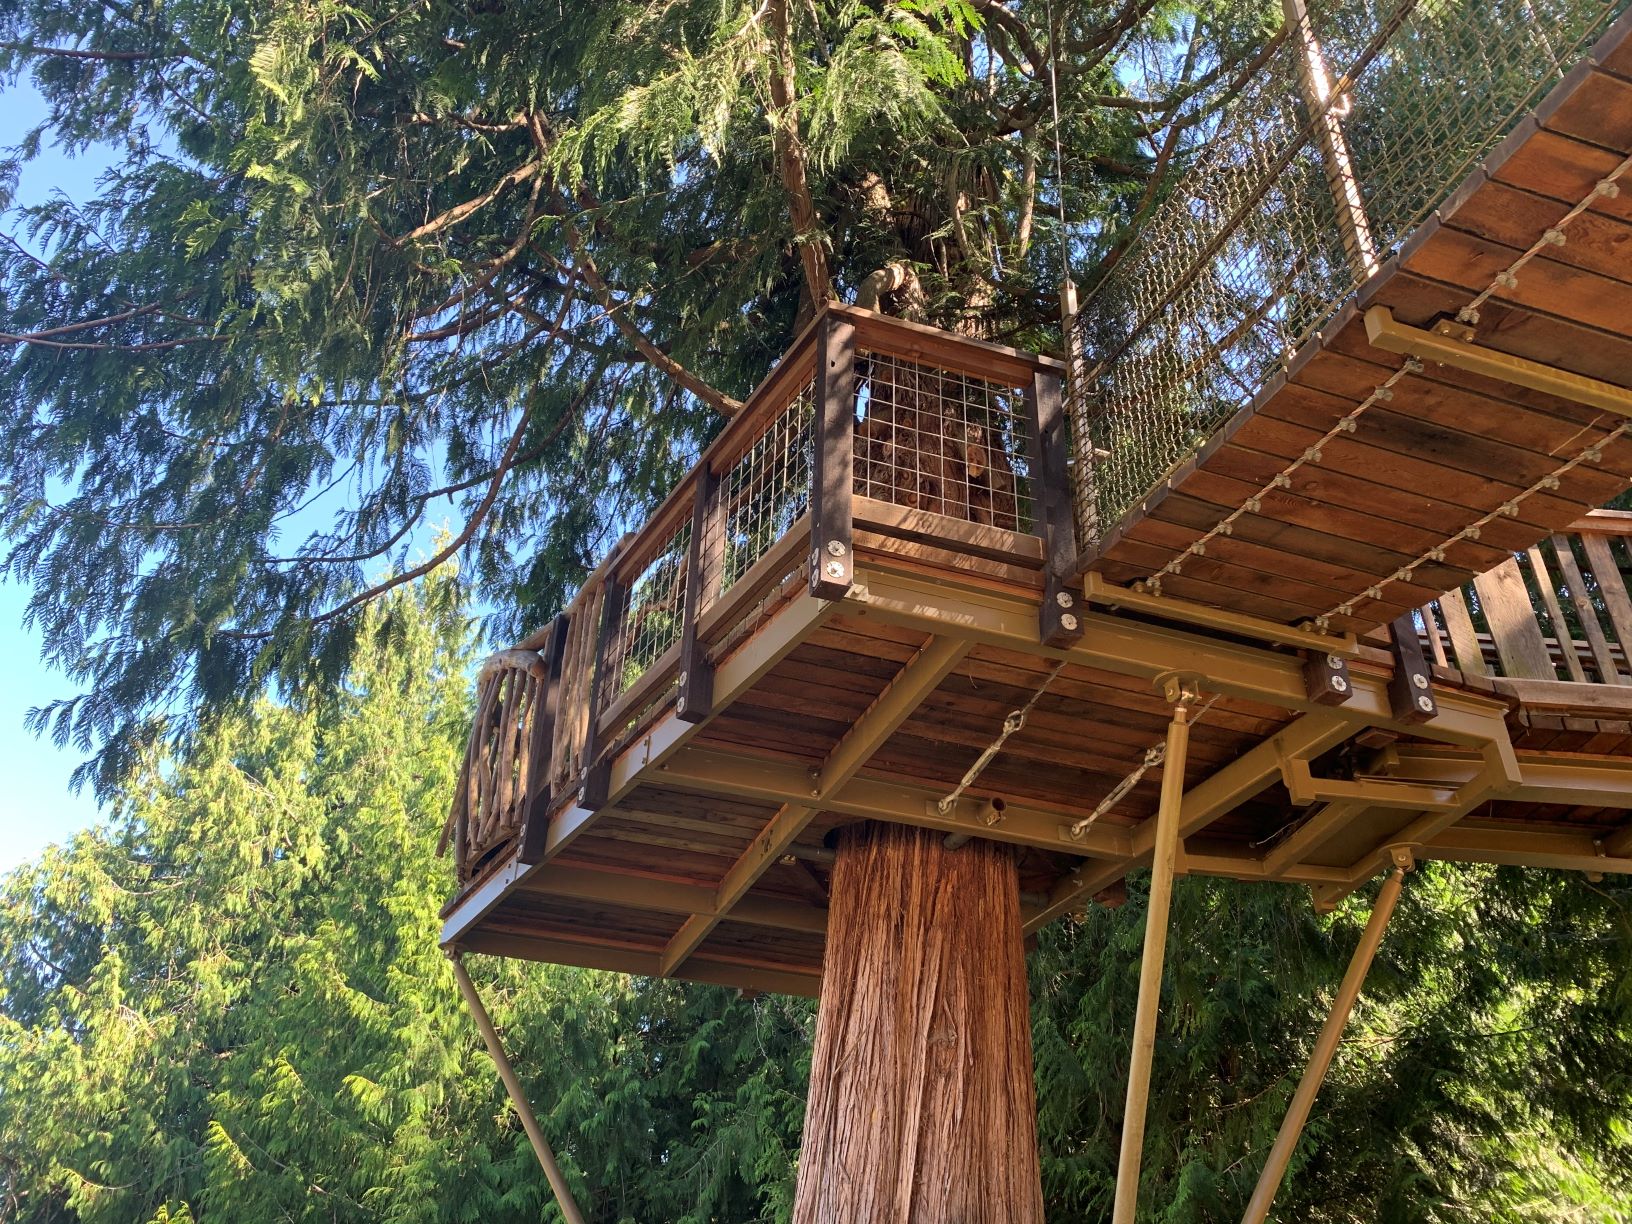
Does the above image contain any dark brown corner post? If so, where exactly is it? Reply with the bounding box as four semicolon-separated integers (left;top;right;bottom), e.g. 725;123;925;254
677;467;721;723
518;613;571;864
1304;648;1354;706
810;311;857;601
1025;366;1085;648
1387;612;1438;724
579;567;627;811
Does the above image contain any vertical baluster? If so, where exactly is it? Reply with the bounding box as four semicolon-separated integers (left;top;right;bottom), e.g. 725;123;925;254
580;563;628;812
1549;533;1622;683
678;469;722;722
1025;365;1085;647
810;312;857;599
1419;602;1449;669
520;615;570;864
1526;544;1586;682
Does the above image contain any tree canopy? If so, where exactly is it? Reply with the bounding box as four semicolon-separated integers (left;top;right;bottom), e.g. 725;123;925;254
0;0;1279;788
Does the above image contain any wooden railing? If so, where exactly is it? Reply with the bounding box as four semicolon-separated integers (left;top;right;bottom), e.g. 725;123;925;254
444;306;1068;886
1418;510;1632;687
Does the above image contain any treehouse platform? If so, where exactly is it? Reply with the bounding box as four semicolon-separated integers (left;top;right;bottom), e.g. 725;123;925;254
440;5;1632;999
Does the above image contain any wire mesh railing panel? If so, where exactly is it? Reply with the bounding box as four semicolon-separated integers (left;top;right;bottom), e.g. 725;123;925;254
708;378;817;598
855;351;1036;533
600;519;692;710
1070;0;1627;545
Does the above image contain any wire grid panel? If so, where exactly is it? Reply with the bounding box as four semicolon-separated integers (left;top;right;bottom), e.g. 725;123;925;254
1069;0;1627;544
599;518;692;709
706;378;817;599
854;351;1036;533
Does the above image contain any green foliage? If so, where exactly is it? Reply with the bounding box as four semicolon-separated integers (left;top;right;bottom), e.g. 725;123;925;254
1032;868;1632;1221
0;0;1212;790
0;576;812;1223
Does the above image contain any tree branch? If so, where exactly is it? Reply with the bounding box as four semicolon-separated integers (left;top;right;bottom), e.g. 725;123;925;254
766;0;832;305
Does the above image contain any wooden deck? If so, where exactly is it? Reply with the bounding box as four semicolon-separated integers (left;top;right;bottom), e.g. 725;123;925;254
439;318;1632;996
1085;12;1632;635
438;14;1632;995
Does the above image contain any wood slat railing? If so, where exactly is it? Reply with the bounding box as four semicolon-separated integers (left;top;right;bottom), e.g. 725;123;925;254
1418;510;1632;688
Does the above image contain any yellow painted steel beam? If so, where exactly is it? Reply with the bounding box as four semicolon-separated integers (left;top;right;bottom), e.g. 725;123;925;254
452;955;591;1224
1262;800;1367;878
1281;757;1461;810
1378;746;1632;811
1240;857;1409;1224
516;864;826;933
1027;712;1355;932
1365;306;1632;418
847;568;1513;748
1423;824;1632;875
1084;572;1359;655
1113;680;1199;1224
656;744;1134;861
461;929;823;998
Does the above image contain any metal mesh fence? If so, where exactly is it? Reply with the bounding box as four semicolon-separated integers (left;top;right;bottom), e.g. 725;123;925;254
855;351;1036;533
1070;0;1627;543
600;518;691;708
709;378;817;597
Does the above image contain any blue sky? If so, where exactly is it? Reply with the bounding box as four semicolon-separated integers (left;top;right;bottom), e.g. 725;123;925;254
0;84;120;872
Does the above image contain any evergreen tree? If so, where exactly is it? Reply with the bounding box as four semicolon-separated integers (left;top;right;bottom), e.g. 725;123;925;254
0;576;813;1223
0;0;1274;788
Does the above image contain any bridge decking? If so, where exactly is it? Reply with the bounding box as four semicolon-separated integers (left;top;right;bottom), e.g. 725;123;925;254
438;10;1632;995
1086;23;1632;633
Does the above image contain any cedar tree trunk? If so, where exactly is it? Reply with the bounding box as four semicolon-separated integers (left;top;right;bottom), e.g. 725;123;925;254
791;824;1044;1222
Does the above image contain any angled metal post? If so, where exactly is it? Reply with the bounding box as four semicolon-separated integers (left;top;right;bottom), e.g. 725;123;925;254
1112;672;1202;1224
1240;851;1412;1224
451;953;589;1224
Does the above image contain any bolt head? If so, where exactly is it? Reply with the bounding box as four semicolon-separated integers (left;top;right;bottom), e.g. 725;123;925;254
825;540;847;556
824;558;847;579
1327;653;1344;668
1055;590;1075;608
678;670;688;688
1331;676;1348;692
1411;673;1429;690
1416;694;1434;713
1060;612;1079;632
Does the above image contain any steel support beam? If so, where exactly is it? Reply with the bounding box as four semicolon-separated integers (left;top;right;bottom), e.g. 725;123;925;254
1365;306;1632;418
1028;711;1354;932
451;954;589;1224
1240;856;1409;1224
1113;676;1200;1224
848;568;1513;748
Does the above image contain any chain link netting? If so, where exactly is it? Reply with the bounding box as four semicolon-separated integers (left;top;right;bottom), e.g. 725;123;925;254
1070;0;1627;544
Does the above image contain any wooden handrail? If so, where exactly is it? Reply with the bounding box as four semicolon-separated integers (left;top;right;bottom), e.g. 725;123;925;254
1420;519;1632;689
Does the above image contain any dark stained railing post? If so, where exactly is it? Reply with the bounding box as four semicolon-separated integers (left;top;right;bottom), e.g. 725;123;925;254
677;469;720;723
810;312;857;600
579;565;627;811
1387;612;1438;724
518;614;570;864
1025;367;1085;648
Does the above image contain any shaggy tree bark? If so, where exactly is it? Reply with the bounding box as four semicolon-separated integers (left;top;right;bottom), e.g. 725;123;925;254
792;824;1043;1223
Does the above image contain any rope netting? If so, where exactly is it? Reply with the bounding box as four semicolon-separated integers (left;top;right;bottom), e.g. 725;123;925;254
1069;0;1628;544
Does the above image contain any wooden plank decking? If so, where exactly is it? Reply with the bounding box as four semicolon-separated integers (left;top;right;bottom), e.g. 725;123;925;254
1084;11;1632;635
